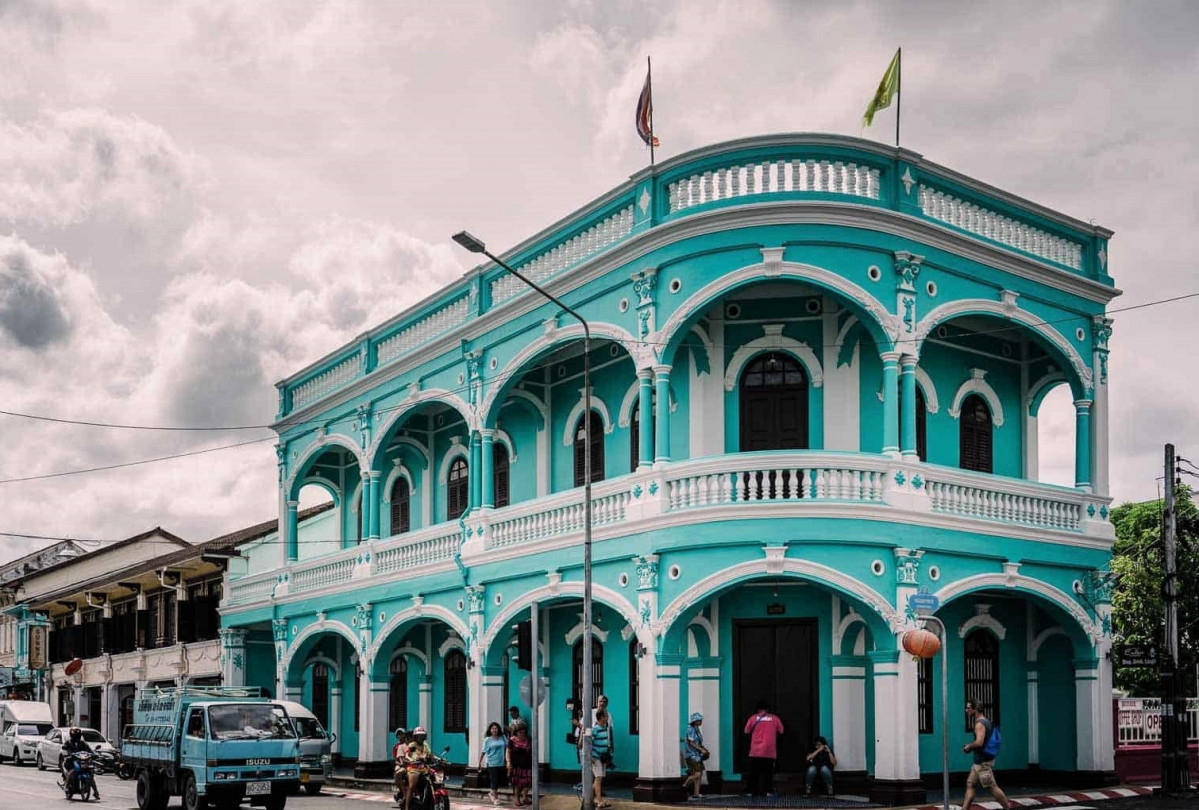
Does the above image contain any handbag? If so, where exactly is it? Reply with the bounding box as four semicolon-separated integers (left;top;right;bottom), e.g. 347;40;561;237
566;730;577;745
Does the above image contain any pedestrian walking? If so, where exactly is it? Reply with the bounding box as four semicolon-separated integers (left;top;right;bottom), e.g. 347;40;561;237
590;708;613;809
961;700;1009;810
681;712;709;800
507;722;533;806
743;700;784;797
479;722;508;805
508;705;527;738
803;735;837;797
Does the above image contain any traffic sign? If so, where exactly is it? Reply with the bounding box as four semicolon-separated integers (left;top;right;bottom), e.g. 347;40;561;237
519;674;548;707
909;592;940;613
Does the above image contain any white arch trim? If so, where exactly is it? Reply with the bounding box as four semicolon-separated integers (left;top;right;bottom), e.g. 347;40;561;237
480;321;645;424
438;636;466;658
959;611;1008;641
384;436;433;471
657;556;900;637
560;389;615;447
913;297;1092;393
948;369;1006;427
616;379;678;428
369;388;478;463
1027;372;1067;417
723;324;824;391
915;366;940;413
367;603;471;663
302;653;342;680
284;620;361;677
298;477;341;506
482;583;642;653
286;434;364;497
564;621;610;646
834;610;866;655
389;643;430;673
382;464;416;504
1029;626;1067;661
654;253;898;356
687;615;717;656
835;315;861;355
492;429;517;463
932;574;1100;644
436;441;471;485
499;388;549;431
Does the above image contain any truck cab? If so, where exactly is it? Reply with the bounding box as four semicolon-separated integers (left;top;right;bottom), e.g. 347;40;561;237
123;686;299;810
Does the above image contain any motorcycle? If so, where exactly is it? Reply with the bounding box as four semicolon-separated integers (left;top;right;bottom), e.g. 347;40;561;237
92;749;133;780
393;746;451;810
60;751;100;802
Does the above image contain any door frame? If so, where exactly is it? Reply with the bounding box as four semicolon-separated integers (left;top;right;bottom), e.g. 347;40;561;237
731;618;819;775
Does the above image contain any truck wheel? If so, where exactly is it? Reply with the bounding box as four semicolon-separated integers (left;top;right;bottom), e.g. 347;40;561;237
303;783;322;796
183;773;209;810
137;770;169;810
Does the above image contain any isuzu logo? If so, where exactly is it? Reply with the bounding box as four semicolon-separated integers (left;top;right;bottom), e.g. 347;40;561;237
246;758;269;766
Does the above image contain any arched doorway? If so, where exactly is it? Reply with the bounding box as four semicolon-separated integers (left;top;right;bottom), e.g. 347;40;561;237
739;353;809;451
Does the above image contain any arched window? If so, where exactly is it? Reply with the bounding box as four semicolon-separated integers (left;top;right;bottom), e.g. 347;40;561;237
959;394;993;473
573;411;605;487
628;640;640;735
311;663;330;729
494;443;510;508
444;649;467;733
898;385;929;461
964;630;1000;730
739;353;808;451
390;477;411;536
571;639;604;712
389;656;408;732
447;457;469;521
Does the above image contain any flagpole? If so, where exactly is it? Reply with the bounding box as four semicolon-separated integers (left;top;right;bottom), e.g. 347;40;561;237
648;55;656;166
895;47;902;149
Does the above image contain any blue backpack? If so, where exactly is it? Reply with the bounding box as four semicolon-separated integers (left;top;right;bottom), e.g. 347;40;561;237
982;724;1002;758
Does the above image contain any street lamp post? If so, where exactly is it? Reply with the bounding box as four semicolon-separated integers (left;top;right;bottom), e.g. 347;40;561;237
452;231;596;810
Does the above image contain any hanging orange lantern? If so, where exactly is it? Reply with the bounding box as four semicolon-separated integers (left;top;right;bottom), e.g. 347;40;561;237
902;628;941;659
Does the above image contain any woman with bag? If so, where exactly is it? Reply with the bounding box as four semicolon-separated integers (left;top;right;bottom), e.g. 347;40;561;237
507;723;533;806
682;712;709;800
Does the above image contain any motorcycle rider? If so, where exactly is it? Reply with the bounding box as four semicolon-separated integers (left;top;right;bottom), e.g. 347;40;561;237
392;728;410;797
399;726;434;810
60;727;100;800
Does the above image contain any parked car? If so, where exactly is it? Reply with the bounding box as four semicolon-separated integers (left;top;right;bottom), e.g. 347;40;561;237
0;700;55;765
275;701;335;795
37;727;118;771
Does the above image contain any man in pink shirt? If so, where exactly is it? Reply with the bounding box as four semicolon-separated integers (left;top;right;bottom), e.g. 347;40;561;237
743;701;784;797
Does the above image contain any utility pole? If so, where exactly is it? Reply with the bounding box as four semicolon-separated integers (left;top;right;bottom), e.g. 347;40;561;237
1161;443;1190;792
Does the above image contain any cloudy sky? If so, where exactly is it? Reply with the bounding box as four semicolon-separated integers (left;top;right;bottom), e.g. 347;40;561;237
1;0;1196;564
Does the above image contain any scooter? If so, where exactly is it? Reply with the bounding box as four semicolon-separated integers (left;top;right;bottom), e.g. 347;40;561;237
394;746;451;810
93;749;133;780
60;751;100;802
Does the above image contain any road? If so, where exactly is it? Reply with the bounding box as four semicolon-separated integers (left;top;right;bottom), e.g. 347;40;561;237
0;762;398;810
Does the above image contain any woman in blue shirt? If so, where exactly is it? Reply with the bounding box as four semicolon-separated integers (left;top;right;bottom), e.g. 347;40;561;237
478;722;508;805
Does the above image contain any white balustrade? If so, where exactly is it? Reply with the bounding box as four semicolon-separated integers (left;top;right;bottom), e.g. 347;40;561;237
377;295;473;366
487;481;632;549
371;527;461;575
226;575;276;606
924;474;1084;531
1115;697;1199;747
291;554;356;593
665;454;888;509
917;185;1083;269
290;355;359;410
667;159;881;213
490;206;635;305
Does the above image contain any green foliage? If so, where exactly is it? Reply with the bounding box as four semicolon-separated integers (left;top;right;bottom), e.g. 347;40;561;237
1109;488;1199;695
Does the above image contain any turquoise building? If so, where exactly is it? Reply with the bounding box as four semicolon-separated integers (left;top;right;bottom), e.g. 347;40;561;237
219;134;1120;803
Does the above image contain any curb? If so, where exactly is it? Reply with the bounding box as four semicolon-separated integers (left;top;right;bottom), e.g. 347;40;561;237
909;786;1154;810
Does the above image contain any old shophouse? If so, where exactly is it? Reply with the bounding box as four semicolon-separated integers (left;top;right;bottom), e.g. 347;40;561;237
219;134;1119;802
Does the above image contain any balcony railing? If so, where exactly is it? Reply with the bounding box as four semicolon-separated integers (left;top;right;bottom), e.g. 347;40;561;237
274;135;1111;419
224;452;1113;611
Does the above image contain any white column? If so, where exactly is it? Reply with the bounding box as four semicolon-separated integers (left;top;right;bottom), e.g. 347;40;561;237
419;680;433;730
636;656;682;783
219;628;247;687
1026;669;1039;766
1092;371;1109;497
686;659;722;774
707;311;726;455
330;686;343;755
1075;641;1115;772
361;675;390;764
72;685;83;726
482;666;506;735
869;648;920;782
831;661;868;770
822;300;860;450
99;683;112;741
285;685;302;701
466;664;485;769
1025;414;1040;480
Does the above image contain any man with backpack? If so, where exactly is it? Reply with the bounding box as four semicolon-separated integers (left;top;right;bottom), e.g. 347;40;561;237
961;699;1009;810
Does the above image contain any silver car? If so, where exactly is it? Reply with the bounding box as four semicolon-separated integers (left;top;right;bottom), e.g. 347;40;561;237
0;721;53;765
36;727;117;771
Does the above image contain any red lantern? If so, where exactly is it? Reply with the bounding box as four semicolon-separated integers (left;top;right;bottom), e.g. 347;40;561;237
902;628;941;659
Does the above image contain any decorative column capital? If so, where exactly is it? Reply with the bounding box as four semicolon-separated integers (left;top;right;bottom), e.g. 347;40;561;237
286;500;299;510
465;585;486;615
1074;399;1093;412
633;554;660;591
892;251;923;292
480;428;495;441
652;364;672;378
637;367;654;381
892;548;924;585
899;354;918;371
879;350;901;365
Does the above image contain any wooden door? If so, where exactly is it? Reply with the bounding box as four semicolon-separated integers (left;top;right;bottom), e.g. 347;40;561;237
733;619;817;776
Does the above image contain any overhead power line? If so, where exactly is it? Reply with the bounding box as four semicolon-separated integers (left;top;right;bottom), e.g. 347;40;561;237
0;437;274;485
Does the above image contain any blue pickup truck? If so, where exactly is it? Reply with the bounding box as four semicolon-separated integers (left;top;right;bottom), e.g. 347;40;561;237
121;686;300;810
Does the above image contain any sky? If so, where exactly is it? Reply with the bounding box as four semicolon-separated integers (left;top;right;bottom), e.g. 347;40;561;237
1;0;1197;564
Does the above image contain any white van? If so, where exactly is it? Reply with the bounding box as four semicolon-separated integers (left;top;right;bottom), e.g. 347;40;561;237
275;700;335;795
0;700;55;766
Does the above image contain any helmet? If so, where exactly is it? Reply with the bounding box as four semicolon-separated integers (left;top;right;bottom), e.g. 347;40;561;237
69;727;82;739
689;712;703;725
395;727;408;738
412;726;427;737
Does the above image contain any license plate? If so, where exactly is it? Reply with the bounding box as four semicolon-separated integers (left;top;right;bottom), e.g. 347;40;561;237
246;782;272;796
300;772;310;783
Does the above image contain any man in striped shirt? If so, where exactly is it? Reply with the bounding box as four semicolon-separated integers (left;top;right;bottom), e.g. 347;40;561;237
590;708;613;809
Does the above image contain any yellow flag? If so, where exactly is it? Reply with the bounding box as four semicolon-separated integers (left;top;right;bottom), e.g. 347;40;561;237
862;49;900;128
